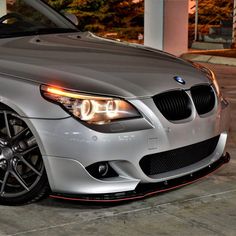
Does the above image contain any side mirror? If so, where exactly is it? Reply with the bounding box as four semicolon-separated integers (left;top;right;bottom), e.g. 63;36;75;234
63;12;78;26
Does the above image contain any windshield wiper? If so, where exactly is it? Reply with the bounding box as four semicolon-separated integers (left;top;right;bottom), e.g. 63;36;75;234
0;28;79;38
29;28;79;34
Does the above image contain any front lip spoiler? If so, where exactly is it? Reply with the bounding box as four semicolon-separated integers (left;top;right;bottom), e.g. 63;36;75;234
50;153;230;203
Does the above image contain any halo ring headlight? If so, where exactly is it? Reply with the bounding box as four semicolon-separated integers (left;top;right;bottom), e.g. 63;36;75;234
41;85;141;125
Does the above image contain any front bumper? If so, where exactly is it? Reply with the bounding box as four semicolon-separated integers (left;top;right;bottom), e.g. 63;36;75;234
25;96;230;197
50;153;230;202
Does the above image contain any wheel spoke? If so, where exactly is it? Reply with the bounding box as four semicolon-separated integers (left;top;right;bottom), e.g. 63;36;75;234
12;127;29;141
0;171;9;196
11;170;29;191
3;111;11;138
21;146;38;156
19;156;42;177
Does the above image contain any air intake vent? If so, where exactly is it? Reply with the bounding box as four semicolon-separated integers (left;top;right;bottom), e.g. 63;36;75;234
140;135;220;176
191;85;215;115
153;90;192;121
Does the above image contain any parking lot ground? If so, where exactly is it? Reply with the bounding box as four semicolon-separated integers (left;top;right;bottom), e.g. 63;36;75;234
0;63;235;236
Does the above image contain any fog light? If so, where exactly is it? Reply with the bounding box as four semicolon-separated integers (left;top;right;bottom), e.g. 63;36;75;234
86;162;118;179
98;163;109;177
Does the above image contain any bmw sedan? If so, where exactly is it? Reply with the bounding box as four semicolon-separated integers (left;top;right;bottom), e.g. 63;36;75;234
0;0;230;205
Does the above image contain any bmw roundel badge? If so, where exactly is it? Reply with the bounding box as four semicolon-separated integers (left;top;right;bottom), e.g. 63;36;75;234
174;76;186;85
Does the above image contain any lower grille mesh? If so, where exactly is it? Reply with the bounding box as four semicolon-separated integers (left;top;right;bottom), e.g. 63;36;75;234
140;136;220;176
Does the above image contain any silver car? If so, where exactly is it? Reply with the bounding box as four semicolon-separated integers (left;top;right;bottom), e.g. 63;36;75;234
0;0;230;205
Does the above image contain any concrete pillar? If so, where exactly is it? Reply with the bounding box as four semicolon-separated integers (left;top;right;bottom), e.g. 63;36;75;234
144;0;164;50
0;0;7;17
144;0;189;56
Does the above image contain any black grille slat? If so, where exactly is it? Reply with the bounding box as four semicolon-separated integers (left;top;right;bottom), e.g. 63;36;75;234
153;90;192;121
153;85;216;121
140;136;220;176
191;85;215;115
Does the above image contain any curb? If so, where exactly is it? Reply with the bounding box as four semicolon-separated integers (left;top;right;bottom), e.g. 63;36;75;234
181;53;236;67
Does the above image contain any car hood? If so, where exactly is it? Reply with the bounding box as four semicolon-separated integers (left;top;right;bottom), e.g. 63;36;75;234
0;32;209;99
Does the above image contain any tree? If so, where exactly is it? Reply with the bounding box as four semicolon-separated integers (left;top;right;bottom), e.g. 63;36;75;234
45;0;144;40
189;0;233;43
189;0;233;25
69;0;144;34
232;0;236;47
46;0;73;11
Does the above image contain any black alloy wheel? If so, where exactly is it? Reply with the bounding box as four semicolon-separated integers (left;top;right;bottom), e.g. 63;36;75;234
0;109;49;205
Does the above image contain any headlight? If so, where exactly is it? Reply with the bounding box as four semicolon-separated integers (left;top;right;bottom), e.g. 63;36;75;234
41;85;141;125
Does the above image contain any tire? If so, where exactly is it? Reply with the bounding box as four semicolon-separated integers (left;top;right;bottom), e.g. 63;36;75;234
0;109;49;205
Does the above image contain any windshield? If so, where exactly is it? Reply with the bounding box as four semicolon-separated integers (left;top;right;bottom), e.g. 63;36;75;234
0;0;78;38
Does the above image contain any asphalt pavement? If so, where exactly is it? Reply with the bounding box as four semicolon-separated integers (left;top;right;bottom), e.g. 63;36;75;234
0;63;235;236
